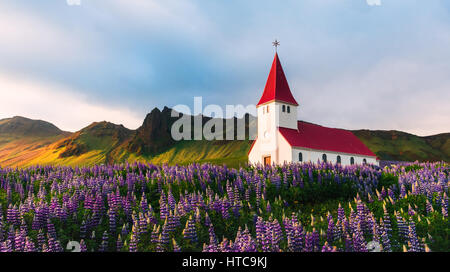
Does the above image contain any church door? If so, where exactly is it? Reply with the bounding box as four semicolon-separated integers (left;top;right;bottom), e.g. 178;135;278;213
264;156;271;166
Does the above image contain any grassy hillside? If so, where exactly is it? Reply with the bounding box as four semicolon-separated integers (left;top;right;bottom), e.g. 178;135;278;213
353;130;450;162
0;113;448;168
129;140;251;168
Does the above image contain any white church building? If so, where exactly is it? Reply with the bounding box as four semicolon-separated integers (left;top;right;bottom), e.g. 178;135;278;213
248;53;379;166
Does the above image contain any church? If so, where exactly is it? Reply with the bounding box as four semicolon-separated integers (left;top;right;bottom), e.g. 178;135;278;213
248;52;379;166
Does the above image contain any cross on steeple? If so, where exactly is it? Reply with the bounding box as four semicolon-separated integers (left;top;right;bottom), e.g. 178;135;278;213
272;39;280;51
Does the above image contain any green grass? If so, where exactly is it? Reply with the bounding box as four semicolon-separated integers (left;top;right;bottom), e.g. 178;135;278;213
129;140;251;168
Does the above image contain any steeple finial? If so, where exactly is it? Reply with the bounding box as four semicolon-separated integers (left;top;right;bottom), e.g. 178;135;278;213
272;39;280;52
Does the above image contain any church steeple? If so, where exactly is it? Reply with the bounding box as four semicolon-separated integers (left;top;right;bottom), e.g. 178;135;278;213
256;53;299;107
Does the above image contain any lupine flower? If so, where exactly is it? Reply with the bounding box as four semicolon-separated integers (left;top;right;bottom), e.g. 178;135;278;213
183;216;197;243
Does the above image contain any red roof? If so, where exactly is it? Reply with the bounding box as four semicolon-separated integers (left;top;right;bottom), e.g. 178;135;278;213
279;121;377;157
257;53;299;106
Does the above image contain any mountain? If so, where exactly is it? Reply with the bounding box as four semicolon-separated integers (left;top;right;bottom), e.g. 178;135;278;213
352;130;450;162
0;109;448;168
56;121;133;164
0;116;68;138
0;116;71;167
127;107;178;155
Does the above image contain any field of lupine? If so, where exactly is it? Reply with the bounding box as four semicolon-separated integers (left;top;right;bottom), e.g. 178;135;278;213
0;161;448;252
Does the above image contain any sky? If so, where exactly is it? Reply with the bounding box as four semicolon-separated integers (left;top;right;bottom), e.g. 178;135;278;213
0;0;449;136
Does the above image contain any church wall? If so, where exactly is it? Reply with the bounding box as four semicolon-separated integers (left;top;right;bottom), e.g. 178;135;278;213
248;131;293;165
291;147;378;166
277;131;293;164
274;102;298;130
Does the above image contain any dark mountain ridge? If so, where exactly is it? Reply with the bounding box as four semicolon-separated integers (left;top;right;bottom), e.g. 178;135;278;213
0;108;448;167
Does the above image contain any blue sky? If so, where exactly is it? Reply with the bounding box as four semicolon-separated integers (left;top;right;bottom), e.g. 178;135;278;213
0;0;449;135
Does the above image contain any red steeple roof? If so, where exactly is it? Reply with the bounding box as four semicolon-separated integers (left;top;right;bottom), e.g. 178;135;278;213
257;53;299;107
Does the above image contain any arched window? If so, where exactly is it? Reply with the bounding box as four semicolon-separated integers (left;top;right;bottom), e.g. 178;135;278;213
267;105;269;113
322;154;327;162
337;155;341;164
298;152;303;162
350;157;355;165
287;106;290;113
363;159;367;164
282;105;286;112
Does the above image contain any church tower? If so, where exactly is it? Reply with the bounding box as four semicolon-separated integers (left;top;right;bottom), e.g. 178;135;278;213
249;46;379;166
255;52;299;165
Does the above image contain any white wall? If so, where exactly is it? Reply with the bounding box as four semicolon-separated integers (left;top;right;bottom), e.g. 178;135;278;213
251;101;298;165
275;102;298;130
249;130;293;165
291;147;379;166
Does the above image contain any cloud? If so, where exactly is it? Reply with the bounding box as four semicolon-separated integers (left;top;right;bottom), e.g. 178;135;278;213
0;0;449;136
0;72;143;132
293;58;450;136
0;3;98;64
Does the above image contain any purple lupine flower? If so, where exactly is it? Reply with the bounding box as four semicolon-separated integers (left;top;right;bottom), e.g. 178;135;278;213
407;218;422;252
327;218;335;244
24;237;36;252
379;218;391;252
37;230;46;251
383;205;392;238
271;219;282;252
426;200;433;214
321;242;336;252
151;225;160;244
337;203;345;223
304;232;314;252
14;229;25;252
172;239;181;252
395;212;408;242
266;201;271;214
80;239;87;252
255;216;265;248
168;190;176;211
116;235;123;252
108;208;116;234
208;224;218;246
121;224;128;237
128;234;138;252
182;216;197;243
158;223;170;252
99;231;109;252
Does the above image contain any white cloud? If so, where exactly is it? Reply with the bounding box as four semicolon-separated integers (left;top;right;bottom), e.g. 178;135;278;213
0;73;142;132
293;58;450;136
0;3;103;65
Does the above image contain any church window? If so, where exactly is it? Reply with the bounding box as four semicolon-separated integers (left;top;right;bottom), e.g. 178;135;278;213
322;154;327;162
282;105;286;112
267;105;269;113
337;155;341;164
298;152;303;162
350;157;355;165
287;106;290;113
